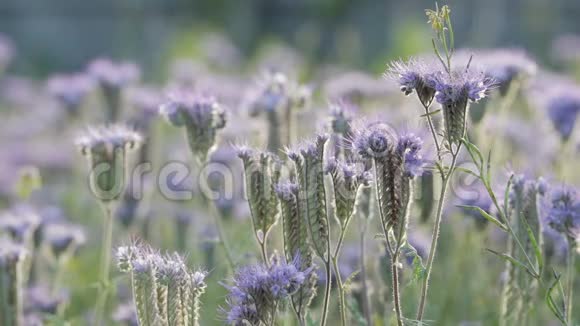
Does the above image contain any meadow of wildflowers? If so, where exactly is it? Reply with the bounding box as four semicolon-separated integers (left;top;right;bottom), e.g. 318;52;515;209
0;4;579;326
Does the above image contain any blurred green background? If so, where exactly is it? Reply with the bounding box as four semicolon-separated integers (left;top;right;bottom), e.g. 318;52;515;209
1;0;579;76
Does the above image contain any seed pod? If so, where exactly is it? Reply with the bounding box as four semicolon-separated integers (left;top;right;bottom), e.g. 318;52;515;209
238;148;281;243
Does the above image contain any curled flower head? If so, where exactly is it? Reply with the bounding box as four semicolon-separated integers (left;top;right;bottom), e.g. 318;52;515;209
47;73;94;115
160;91;226;162
386;57;440;107
76;124;142;202
397;133;425;177
546;185;580;242
352;122;397;160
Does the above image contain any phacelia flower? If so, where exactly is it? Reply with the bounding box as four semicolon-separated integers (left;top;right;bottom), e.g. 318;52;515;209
160;91;226;163
386;57;441;107
456;49;536;95
87;58;140;122
0;206;41;243
544;85;580;141
42;223;86;258
434;69;495;145
396;133;425;177
325;158;371;227
546;185;580;244
352;122;397;160
47;73;94;117
352;123;424;241
223;256;312;325
75;124;142;203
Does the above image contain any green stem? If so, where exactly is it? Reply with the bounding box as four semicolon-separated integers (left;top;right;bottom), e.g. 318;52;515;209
260;240;269;267
320;260;332;326
416;151;459;321
95;203;114;326
197;161;235;271
392;252;404;326
331;228;349;326
206;198;235;271
421;103;441;161
567;242;576;325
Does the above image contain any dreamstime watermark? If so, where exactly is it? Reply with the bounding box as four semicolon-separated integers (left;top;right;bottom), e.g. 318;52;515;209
83;158;491;204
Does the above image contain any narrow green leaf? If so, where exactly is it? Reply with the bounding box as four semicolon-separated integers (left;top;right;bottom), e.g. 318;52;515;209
546;271;567;324
460;138;484;169
455;167;481;179
420;109;441;118
519;213;544;274
485;248;538;278
456;205;507;231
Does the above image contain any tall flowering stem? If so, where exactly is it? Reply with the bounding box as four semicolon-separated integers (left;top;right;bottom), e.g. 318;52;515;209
546;186;579;325
386;5;495;321
353;123;425;326
326;158;370;325
76;124;142;325
116;242;207;326
159;91;235;270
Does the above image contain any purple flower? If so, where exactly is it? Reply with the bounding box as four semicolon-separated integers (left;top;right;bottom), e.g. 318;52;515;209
396;133;425;177
352;122;397;160
47;73;94;115
546;185;580;243
545;86;580;141
386;57;440;107
87;58;140;89
223;256;312;325
456;49;536;95
434;69;495;107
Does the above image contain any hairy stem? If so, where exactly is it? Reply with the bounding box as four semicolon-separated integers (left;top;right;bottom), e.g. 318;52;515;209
567;242;576;325
416;151;460;321
197;161;235;271
331;227;349;326
360;229;372;325
95;203;114;326
392;252;403;326
206;197;235;271
320;260;332;326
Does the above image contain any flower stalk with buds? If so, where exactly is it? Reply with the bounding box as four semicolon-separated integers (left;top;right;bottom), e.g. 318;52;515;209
238;148;281;264
76;124;142;325
160;92;234;269
117;243;207;326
